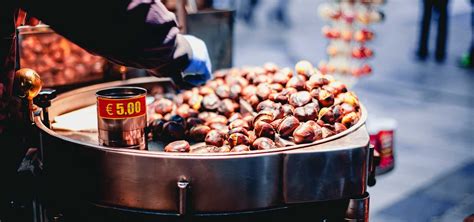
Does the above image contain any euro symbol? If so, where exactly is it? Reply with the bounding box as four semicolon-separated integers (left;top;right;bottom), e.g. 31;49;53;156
106;104;113;115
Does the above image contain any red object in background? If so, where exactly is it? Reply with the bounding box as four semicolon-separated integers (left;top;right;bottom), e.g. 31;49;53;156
369;118;396;174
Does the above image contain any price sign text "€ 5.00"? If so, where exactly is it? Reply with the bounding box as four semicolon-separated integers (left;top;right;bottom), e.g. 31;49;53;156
97;95;146;119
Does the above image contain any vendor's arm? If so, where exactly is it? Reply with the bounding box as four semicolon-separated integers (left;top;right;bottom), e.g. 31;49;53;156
17;0;211;86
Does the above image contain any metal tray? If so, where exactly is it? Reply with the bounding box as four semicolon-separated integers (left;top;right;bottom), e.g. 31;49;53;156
35;77;370;213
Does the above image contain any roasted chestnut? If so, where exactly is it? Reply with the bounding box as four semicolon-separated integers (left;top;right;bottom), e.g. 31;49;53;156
281;104;295;116
247;131;257;144
169;115;186;128
248;95;261;109
270;83;284;92
272;72;290;85
229;84;242;100
229;119;250;129
318;89;335;107
228;127;249;136
289;91;312;107
294;103;319;121
230;144;251;152
269;92;288;104
252;137;276;150
286;76;306;91
242;85;257;98
199;86;215;95
334;122;348;133
162;121;186;141
253;110;274;126
228;133;250;147
228;113;243;123
198;112;218;122
164;140;190;152
202;93;220;111
189;125;211;142
215;85;231;99
148;119;166;141
341;112;359;128
205;115;228;126
217;99;235;117
295;60;314;78
188;94;203;110
321;126;335;139
277;116;300;137
256;83;272;100
154;98;174;115
271;118;284;129
205;130;226;147
254;121;276;139
256;100;276;112
293;122;316;144
318;107;335;124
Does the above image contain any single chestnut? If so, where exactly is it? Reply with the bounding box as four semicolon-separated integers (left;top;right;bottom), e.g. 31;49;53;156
341;112;359;128
293;122;316;144
334;122;348;133
217;99;235;117
205;130;226;147
256;83;272;100
253;110;274;127
269;93;288;104
294;103;319;122
295;60;314;78
169;115;186;128
202;93;220;111
205;115;228;126
277;116;300;138
321;126;335;139
230;144;251;152
248;95;261;109
176;104;192;118
256;100;276;112
271;118;284;129
154;98;174;115
199;86;215;95
272;72;290;85
189;125;211;142
228;113;243;123
229;119;250;129
289;91;312;107
162;121;186;141
228;127;249;136
229;84;242;100
188;94;203;110
282;104;295;116
254;121;276;139
286;76;306;91
164;140;190;152
242;85;257;98
215;85;231;99
318;107;335;124
252;137;276;150
318;89;335;107
149;119;166;141
186;117;204;129
228;133;250;147
247;131;257;144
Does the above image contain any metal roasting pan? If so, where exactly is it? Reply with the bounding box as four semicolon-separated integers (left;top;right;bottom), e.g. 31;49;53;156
34;77;370;213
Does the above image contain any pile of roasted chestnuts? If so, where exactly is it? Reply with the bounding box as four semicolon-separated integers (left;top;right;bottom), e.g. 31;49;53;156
147;60;361;153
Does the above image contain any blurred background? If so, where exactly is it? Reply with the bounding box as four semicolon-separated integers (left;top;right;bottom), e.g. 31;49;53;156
222;0;473;221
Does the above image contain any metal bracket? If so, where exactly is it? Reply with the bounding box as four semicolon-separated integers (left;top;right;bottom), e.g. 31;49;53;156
345;192;370;222
177;179;190;216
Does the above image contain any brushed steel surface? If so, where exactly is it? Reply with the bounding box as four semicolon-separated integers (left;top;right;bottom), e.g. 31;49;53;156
36;77;370;213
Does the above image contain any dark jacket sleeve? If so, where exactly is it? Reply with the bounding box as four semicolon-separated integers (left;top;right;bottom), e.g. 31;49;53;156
17;0;192;77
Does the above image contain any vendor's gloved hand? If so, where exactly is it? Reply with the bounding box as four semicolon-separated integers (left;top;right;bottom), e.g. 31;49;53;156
181;35;212;86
